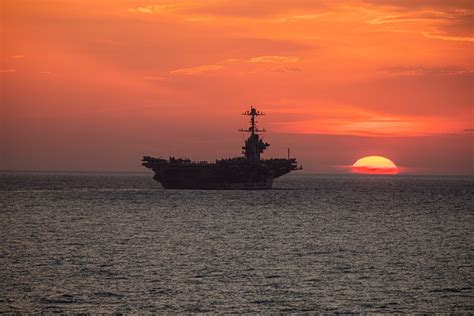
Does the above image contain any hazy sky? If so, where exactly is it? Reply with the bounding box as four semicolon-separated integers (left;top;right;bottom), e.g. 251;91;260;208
1;0;472;174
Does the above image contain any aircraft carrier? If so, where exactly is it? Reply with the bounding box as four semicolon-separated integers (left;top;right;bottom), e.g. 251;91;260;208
142;107;301;189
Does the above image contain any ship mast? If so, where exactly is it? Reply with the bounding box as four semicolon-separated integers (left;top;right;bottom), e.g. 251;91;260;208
239;106;270;161
240;107;266;135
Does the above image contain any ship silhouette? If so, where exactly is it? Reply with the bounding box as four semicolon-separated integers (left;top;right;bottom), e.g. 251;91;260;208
142;107;301;189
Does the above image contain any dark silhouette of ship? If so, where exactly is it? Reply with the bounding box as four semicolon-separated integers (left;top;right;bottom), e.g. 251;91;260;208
142;107;301;189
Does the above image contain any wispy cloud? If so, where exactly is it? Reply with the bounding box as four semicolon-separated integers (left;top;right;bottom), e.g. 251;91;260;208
10;55;24;59
170;55;300;76
367;15;442;25
366;8;473;43
0;69;16;73
170;64;224;75
127;1;333;21
277;13;329;22
362;0;473;10
248;56;299;64
128;4;182;14
379;66;474;76
272;66;302;73
422;31;474;42
270;105;467;137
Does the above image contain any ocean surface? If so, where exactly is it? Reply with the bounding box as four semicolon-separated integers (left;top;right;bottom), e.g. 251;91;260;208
1;172;473;313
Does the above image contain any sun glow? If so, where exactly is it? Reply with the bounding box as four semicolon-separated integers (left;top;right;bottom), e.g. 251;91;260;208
352;156;399;175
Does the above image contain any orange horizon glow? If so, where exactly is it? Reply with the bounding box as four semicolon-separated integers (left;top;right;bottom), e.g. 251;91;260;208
1;1;472;174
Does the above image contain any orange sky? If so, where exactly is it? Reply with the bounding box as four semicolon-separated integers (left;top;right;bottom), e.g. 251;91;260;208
1;0;473;174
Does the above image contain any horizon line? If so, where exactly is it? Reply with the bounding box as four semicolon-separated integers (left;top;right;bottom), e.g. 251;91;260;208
0;169;472;177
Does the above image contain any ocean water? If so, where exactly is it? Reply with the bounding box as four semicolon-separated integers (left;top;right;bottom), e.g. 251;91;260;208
1;172;473;313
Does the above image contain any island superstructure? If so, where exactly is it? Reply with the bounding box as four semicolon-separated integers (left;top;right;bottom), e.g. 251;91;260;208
142;107;300;189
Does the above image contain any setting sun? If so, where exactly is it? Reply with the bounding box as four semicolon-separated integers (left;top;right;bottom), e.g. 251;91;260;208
352;156;399;175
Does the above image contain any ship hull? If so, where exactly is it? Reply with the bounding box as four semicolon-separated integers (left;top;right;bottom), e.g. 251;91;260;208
150;163;276;189
142;157;299;190
155;173;274;190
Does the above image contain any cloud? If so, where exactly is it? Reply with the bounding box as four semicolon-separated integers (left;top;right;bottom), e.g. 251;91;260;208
128;4;184;14
362;0;473;10
279;116;463;137
10;55;24;59
270;104;468;137
0;69;16;73
170;64;224;75
272;66;302;73
248;56;299;64
380;66;474;76
439;11;473;36
367;14;444;25
170;55;300;75
277;13;329;22
127;1;335;22
366;7;473;42
422;31;474;42
177;0;330;19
